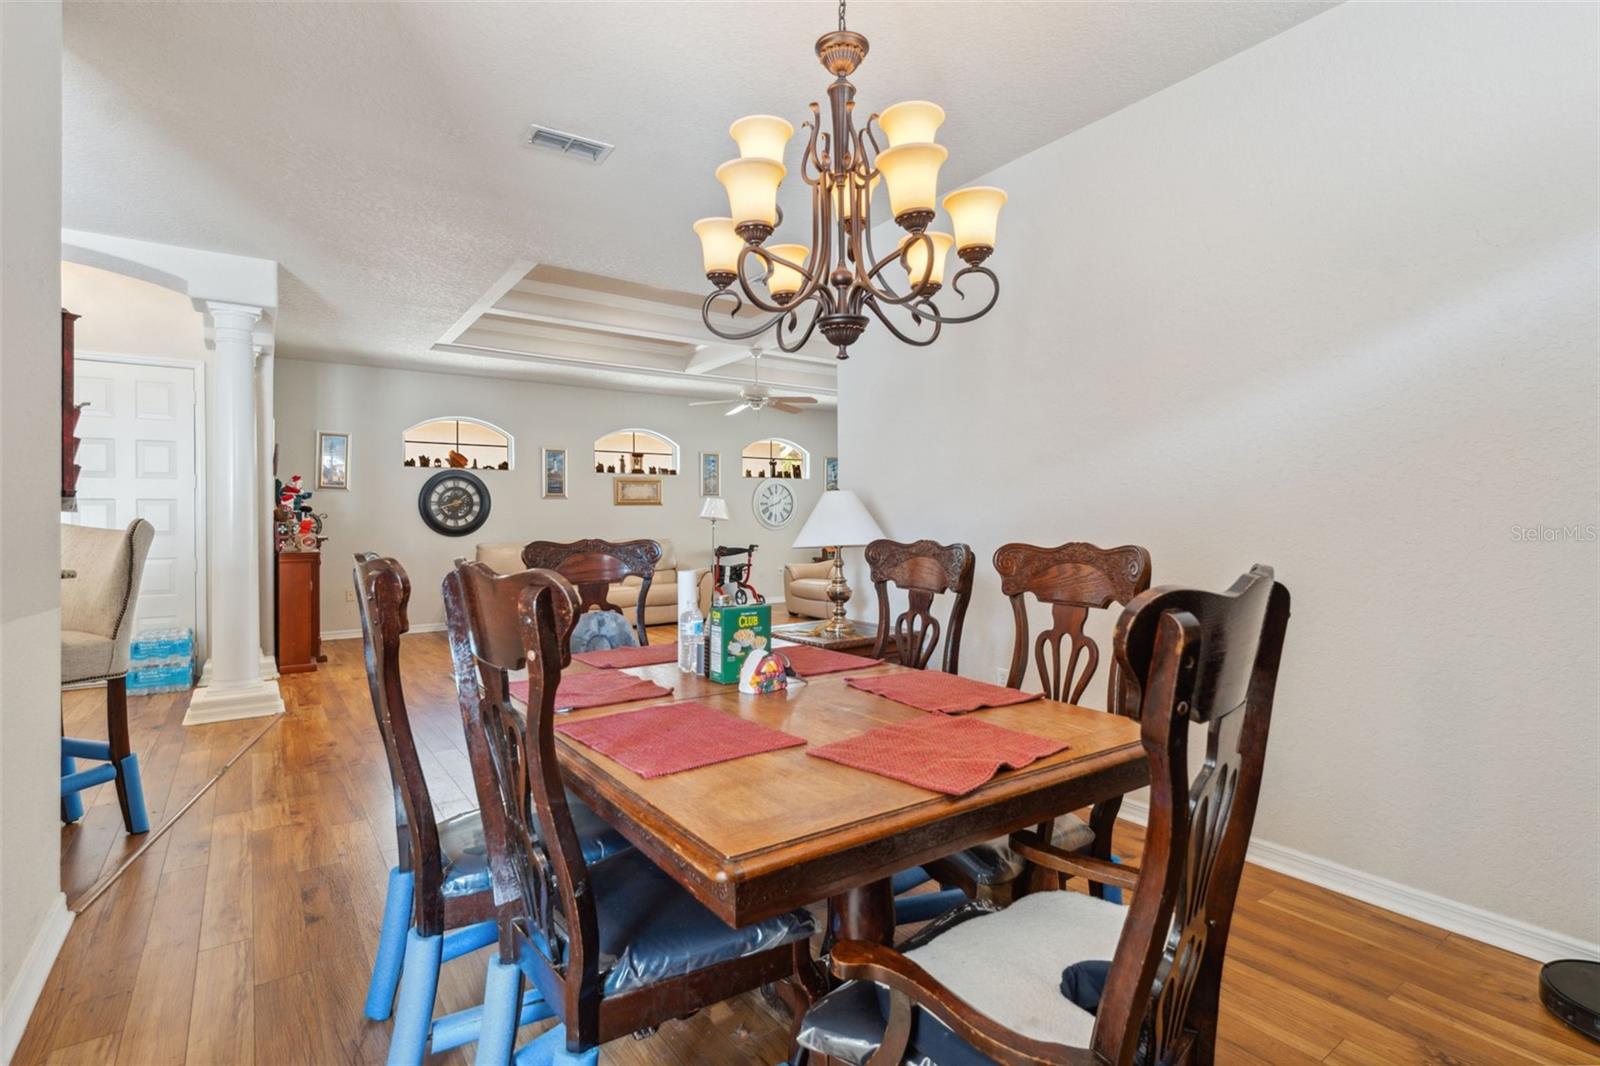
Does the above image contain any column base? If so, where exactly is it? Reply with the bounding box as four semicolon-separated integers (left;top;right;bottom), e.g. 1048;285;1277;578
184;677;285;726
198;656;279;686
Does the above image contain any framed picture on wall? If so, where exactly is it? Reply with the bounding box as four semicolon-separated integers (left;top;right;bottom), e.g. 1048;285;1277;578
614;476;663;506
542;447;567;498
700;451;721;497
317;431;350;490
824;455;839;491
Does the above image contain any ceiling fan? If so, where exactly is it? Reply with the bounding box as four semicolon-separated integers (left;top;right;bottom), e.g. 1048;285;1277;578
688;348;819;416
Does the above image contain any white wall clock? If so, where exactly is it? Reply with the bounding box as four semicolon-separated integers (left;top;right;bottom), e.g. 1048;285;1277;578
753;479;797;529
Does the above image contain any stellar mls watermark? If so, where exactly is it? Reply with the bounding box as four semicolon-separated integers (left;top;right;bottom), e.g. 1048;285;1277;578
1510;523;1597;543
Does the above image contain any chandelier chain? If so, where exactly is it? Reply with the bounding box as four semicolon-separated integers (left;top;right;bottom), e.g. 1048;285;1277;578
839;0;847;33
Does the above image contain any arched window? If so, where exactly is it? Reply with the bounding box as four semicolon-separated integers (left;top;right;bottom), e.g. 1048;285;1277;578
593;428;680;475
403;417;514;470
741;437;808;479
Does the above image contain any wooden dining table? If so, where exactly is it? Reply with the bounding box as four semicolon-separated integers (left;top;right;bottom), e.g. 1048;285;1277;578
547;650;1148;946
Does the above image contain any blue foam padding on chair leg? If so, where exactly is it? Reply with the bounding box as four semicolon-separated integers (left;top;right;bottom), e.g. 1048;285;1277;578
474;952;525;1066
431;986;551;1056
61;764;118;794
387;929;443;1066
891;866;933;894
62;737;112;760
118;754;149;834
365;867;414;1021
1102;855;1124;906
514;1025;598;1066
60;761;84;823
894;887;967;924
441;918;499;963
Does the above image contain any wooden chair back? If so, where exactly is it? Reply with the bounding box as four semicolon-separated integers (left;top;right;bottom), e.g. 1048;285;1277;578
442;559;598;1038
521;538;662;645
1091;564;1291;1066
994;542;1152;708
352;553;444;935
864;539;975;672
829;566;1290;1066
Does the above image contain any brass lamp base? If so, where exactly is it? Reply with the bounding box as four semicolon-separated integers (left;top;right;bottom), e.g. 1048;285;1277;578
810;549;856;638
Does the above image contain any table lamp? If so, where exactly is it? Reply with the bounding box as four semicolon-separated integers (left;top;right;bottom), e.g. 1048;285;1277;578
791;489;885;639
698;495;731;564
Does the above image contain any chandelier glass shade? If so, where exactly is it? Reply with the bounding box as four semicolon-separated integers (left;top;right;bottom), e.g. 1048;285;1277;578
693;2;1006;359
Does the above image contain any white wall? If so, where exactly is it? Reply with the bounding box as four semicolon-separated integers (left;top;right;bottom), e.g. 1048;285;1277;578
274;358;837;635
0;0;71;1058
840;1;1598;949
60;260;210;362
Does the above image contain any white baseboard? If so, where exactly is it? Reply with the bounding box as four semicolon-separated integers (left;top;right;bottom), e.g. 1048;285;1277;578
1117;799;1598;963
2;892;72;1065
320;621;446;642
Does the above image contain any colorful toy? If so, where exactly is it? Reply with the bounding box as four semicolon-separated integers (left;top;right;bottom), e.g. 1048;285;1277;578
274;474;329;551
738;649;789;695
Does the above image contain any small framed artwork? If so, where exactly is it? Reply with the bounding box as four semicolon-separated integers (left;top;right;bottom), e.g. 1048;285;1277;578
824;455;839;491
700;451;721;497
614;476;663;506
542;447;567;499
317;431;350;490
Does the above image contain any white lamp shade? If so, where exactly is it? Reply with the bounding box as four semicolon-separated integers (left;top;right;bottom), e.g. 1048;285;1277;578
942;186;1008;251
875;142;948;220
898;231;954;289
698;497;731;522
716;157;786;227
730;114;794;161
693;217;742;275
792;489;885;549
764;244;809;299
878;101;946;147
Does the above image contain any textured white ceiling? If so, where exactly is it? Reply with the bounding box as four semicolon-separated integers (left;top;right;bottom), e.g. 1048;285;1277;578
63;0;1335;388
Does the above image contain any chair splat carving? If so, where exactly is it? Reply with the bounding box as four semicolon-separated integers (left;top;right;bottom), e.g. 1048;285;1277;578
520;538;661;646
864;539;975;672
994;541;1151;707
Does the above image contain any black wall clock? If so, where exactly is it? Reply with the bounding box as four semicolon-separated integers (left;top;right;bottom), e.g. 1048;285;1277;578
418;470;491;536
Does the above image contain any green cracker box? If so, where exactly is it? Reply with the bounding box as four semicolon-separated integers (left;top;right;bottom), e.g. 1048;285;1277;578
708;602;771;684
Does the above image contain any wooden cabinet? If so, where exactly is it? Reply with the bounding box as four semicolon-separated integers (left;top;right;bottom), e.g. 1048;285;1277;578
276;551;322;674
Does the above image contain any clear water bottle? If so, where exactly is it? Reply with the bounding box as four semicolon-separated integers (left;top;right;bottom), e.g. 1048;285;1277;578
678;603;705;674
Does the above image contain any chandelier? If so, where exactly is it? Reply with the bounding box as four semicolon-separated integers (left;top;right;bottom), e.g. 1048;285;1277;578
693;0;1007;360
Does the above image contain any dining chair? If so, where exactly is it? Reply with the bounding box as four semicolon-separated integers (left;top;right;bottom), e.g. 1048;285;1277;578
931;543;1153;904
790;564;1291;1066
864;539;975;672
444;559;822;1066
862;538;977;924
521;538;662;646
351;554;631;1066
60;519;155;834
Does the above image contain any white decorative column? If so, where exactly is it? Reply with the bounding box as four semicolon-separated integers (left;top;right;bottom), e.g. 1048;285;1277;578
255;344;278;682
186;301;285;723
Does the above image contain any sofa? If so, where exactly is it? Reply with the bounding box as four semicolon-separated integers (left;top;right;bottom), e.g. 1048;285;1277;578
783;560;840;620
475;538;708;626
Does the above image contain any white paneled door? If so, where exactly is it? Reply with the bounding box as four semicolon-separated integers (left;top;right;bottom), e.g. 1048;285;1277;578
67;358;200;637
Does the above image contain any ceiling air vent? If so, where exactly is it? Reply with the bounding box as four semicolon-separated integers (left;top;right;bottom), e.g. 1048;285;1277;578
525;123;614;165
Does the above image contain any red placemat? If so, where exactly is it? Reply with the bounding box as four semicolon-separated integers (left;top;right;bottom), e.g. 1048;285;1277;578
780;645;881;677
572;643;679;669
556;701;805;778
844;671;1041;715
511;671;672;711
807;716;1068;796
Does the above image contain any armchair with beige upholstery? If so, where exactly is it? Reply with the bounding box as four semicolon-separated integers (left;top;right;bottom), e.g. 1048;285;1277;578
783;560;839;620
60;518;155;834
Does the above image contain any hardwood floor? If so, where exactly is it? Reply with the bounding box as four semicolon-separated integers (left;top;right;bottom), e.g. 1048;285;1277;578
20;629;1598;1066
58;680;274;906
